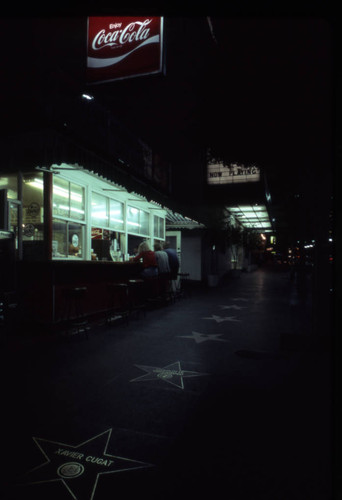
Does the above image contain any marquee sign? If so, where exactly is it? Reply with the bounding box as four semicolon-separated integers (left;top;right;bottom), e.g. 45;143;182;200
207;161;260;185
87;17;164;84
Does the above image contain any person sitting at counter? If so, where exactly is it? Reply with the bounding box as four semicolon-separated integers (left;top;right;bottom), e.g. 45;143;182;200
163;240;180;279
154;242;170;275
131;241;158;278
154;241;171;296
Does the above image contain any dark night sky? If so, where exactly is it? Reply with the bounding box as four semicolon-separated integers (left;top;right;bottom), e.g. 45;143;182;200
0;6;336;235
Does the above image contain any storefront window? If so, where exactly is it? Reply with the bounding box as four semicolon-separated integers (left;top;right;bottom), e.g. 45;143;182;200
68;222;84;259
140;210;149;235
109;199;124;231
154;215;164;239
52;219;67;258
52;219;84;259
127;206;149;235
53;177;85;221
9;201;19;251
70;182;85;221
53;177;69;218
0;174;18;199
127;206;139;232
91;192;108;226
22;173;45;260
91;229;123;261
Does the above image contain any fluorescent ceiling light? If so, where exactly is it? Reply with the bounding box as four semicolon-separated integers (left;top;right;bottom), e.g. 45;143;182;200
226;204;272;230
29;178;83;204
54;204;85;215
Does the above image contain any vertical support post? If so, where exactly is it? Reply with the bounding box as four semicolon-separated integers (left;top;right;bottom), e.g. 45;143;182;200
0;189;9;230
150;210;154;250
43;171;54;323
123;200;128;260
312;205;333;343
43;171;53;261
17;172;23;260
86;183;92;260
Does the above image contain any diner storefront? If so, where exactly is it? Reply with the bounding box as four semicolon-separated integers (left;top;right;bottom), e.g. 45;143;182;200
0;164;169;328
1;164;166;262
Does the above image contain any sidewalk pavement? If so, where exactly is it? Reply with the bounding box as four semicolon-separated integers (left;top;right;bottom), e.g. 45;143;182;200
2;267;333;499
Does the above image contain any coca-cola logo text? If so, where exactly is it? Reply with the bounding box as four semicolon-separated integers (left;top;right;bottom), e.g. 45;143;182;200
87;16;163;82
92;19;152;50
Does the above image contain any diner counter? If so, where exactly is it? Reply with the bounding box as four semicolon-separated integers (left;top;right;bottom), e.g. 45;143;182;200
17;260;144;327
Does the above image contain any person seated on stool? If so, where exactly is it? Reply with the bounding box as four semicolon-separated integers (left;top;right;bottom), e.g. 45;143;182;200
163;241;180;279
154;242;171;295
154;242;170;275
130;241;158;278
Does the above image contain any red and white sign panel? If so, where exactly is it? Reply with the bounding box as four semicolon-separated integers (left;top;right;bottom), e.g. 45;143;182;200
87;17;164;84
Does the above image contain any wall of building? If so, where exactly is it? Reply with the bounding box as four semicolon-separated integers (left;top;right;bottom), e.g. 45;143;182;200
202;241;246;283
180;233;202;281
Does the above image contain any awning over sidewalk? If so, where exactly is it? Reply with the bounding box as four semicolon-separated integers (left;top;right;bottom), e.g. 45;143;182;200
37;162;167;216
165;210;205;230
226;204;273;232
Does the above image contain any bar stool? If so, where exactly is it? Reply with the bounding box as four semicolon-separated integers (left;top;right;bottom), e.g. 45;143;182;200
60;286;89;338
106;283;130;325
144;276;164;308
159;273;175;305
169;273;180;301
127;279;146;318
0;291;18;341
177;273;190;298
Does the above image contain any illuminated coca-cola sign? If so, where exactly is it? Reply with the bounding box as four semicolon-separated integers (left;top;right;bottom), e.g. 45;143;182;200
87;17;164;83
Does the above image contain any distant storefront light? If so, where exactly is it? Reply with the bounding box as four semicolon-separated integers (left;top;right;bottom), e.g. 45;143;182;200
226;204;272;230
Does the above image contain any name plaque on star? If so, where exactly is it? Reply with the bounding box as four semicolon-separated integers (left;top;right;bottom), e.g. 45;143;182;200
178;331;230;344
21;429;152;499
130;361;208;389
55;447;115;467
